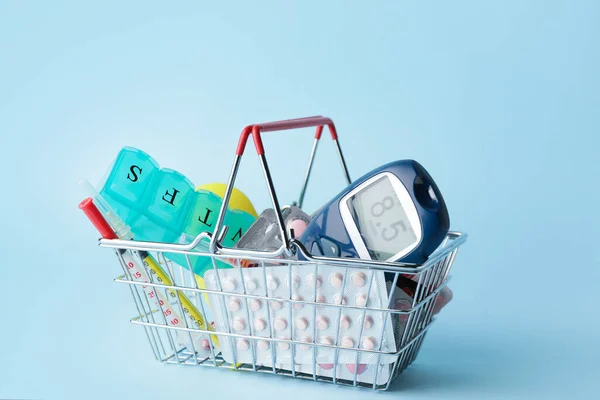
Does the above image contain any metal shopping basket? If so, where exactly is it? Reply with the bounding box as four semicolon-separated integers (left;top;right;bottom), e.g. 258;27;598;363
91;116;467;390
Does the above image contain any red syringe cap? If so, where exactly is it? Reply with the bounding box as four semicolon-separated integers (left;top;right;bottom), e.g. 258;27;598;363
79;197;118;240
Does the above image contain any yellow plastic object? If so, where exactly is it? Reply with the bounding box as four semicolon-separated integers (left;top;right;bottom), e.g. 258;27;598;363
142;253;220;347
194;275;210;304
196;183;258;218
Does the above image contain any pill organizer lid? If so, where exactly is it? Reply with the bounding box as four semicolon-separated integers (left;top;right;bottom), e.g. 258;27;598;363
100;146;160;227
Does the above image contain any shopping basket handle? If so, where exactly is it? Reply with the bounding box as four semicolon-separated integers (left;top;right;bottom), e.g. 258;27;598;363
235;115;338;156
210;115;351;257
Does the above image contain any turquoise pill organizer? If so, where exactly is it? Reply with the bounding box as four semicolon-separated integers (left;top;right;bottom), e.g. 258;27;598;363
99;146;256;276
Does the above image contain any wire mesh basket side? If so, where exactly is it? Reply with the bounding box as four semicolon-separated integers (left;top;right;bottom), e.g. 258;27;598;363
109;232;463;390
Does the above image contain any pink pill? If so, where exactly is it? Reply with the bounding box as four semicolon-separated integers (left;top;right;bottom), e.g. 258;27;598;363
232;317;246;332
320;336;334;346
288;219;308;238
341;336;354;348
236;339;249;350
245;278;258;292
274;317;287;331
316;315;330;330
221;276;236;292
228;297;242;312
257;340;270;351
249;299;262;312
200;339;211;350
296;316;309;331
319;363;334;370
316;294;326;303
363;315;374;330
346;363;367;375
333;295;347;305
253;318;267;332
340;315;351;329
361;336;376;350
267;275;279;291
278;340;290;351
299;336;312;351
270;300;283;311
355;293;367;307
307;273;322;288
329;272;344;288
292;295;304;310
287;274;301;289
351;272;367;287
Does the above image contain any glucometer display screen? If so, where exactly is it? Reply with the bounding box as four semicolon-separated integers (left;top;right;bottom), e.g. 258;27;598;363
349;176;417;260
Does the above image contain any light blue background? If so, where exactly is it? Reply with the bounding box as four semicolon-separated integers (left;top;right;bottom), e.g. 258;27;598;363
1;1;599;399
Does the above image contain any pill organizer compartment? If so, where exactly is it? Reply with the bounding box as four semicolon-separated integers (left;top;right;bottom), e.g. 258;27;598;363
100;146;159;228
98;146;256;275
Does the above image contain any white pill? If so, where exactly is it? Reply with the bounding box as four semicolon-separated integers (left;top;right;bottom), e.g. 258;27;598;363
278;339;290;351
296;317;309;330
249;299;262;312
206;275;217;286
320;336;334;346
292;295;304;310
299;336;312;351
245;278;258;292
270;300;283;311
363;315;374;330
274;317;288;331
362;336;376;350
253;318;267;332
236;338;249;350
316;315;330;330
232;317;246;332
257;340;270;351
351;272;367;287
341;336;355;348
228;297;242;312
316;295;326;304
329;272;344;288
221;276;236;292
287;274;301;289
340;315;351;329
355;293;367;307
333;295;347;305
267;275;279;291
307;273;322;288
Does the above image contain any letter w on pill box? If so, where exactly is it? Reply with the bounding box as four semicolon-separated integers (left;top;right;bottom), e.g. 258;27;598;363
84;116;467;390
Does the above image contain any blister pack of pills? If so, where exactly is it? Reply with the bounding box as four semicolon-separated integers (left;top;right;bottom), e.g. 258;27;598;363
204;264;398;385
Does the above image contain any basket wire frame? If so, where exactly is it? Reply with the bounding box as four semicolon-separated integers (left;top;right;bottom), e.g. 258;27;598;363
107;232;464;390
97;116;466;391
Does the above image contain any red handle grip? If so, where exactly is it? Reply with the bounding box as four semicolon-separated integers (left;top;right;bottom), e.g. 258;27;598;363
79;197;118;240
235;115;339;156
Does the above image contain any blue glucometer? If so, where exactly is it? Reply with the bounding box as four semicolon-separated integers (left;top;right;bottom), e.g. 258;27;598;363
299;160;449;264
